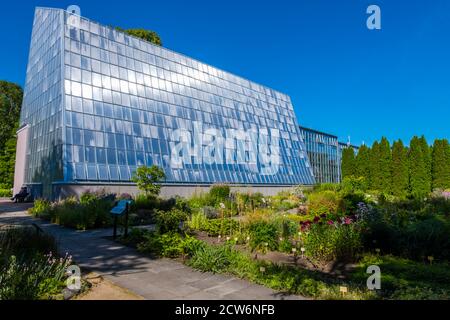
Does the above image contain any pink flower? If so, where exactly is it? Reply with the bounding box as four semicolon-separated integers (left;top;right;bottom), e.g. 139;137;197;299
327;220;334;225
344;217;352;225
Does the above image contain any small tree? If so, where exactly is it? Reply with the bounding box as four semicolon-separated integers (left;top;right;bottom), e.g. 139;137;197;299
132;165;166;196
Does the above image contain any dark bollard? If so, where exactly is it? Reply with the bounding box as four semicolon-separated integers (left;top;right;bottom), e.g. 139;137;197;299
124;202;129;238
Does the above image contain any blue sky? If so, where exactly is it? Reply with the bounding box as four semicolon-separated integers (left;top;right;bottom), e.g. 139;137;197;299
1;0;449;146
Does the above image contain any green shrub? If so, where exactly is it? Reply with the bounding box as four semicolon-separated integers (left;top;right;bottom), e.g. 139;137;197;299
400;217;450;260
0;189;12;197
155;208;188;233
303;223;362;263
137;231;202;258
307;190;342;216
278;238;293;253
341;176;368;193
271;216;299;238
174;196;191;214
188;192;213;209
209;184;230;205
187;244;234;273
202;218;239;237
187;211;209;231
29;199;53;220
340;192;366;214
133;193;158;210
247;220;278;253
30;192;115;230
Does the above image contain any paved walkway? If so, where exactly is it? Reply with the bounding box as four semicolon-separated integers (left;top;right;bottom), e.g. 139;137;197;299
0;199;305;300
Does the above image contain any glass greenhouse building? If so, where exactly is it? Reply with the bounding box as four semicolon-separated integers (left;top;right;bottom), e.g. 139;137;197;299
15;7;318;199
299;126;340;184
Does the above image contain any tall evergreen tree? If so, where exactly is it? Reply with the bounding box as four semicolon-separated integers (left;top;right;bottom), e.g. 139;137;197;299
369;141;380;190
355;144;371;188
431;139;450;190
419;135;432;194
378;137;392;193
391;139;409;197
341;147;356;179
409;136;429;198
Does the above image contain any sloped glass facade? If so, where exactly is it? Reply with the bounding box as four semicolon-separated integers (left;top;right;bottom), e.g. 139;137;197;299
19;7;315;198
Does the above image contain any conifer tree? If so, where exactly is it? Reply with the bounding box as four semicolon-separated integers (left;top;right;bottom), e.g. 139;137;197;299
419;135;432;194
355;144;370;188
391;139;409;197
378;137;392;193
409;136;429;198
341;147;356;179
431;139;450;190
369;141;380;190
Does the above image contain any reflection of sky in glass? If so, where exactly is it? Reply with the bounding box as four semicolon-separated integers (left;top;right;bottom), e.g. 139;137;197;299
21;7;316;189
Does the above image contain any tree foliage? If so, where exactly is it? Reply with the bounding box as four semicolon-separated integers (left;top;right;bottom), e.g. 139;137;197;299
355;144;370;187
378;137;392;193
132;165;166;196
0;136;17;189
115;27;162;46
341;147;356;179
0;81;22;150
369;141;380;190
350;136;448;199
431;139;450;190
0;81;23;189
409;136;430;198
391;140;409;197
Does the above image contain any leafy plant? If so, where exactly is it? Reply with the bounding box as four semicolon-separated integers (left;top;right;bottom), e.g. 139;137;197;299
208;184;230;206
155;208;187;234
307;190;342;216
0;189;12;197
303;223;362;263
132;165;165;196
247;220;278;254
187;211;209;231
137;231;202;258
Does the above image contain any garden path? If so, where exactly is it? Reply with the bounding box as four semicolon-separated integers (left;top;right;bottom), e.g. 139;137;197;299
0;199;307;300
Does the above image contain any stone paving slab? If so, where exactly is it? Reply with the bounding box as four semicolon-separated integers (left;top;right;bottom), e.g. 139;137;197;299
0;200;307;300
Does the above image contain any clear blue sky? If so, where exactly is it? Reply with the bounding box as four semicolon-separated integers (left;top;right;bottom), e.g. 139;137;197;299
1;0;449;146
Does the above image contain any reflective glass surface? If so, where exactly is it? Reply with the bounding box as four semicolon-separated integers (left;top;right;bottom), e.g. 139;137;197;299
20;8;64;197
21;7;316;190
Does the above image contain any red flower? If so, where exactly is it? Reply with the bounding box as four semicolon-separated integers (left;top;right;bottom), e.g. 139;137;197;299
313;216;320;223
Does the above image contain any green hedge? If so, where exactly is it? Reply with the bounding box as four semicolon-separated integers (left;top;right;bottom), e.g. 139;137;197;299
0;189;12;197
